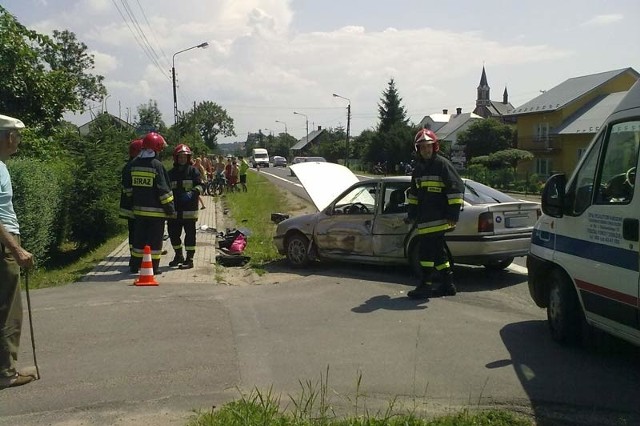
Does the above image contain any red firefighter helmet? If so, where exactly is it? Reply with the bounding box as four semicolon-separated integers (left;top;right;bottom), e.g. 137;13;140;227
128;138;143;159
142;132;167;152
173;143;193;163
414;128;439;153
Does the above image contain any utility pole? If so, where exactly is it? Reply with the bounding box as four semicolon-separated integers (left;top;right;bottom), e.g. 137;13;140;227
332;93;351;167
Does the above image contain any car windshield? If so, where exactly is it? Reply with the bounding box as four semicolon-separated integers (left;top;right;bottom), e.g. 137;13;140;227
306;157;326;162
464;180;517;204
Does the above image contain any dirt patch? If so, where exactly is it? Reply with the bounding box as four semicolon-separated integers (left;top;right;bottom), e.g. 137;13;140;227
214;189;315;286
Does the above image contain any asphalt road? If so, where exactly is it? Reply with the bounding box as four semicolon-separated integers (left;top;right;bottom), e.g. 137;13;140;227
1;167;639;425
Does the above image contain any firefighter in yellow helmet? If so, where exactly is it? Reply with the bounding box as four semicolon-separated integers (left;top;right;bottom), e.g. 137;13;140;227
406;129;464;299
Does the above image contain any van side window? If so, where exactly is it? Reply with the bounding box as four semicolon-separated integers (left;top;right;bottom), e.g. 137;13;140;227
564;132;604;215
594;120;639;205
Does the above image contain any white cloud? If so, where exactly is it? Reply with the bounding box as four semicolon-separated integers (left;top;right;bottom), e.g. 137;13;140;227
580;14;624;27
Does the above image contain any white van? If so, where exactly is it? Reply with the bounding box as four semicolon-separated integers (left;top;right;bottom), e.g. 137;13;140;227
528;80;640;347
251;148;269;168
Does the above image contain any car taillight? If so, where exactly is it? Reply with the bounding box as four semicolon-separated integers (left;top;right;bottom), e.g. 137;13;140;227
478;212;494;233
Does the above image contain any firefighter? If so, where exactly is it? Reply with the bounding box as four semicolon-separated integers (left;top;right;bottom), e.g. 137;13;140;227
119;138;143;270
125;132;175;274
167;144;204;269
406;128;464;299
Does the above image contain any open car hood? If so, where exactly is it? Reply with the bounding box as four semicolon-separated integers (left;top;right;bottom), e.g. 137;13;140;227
290;162;359;211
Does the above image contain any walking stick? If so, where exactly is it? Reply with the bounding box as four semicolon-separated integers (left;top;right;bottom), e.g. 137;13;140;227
24;270;40;380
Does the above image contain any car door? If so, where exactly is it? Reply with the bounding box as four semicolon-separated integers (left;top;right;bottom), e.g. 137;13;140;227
371;181;412;259
559;119;640;334
315;181;378;259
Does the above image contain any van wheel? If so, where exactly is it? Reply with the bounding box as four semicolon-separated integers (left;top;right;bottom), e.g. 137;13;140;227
286;233;310;268
547;269;583;345
484;257;514;271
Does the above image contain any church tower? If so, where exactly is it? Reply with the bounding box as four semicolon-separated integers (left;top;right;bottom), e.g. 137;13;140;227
476;66;490;107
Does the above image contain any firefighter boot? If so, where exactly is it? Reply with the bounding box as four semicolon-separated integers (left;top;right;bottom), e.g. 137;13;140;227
407;281;432;299
180;252;194;269
433;271;457;297
169;251;184;267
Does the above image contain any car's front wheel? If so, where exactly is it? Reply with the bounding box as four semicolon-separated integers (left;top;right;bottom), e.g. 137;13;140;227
483;257;514;271
547;269;583;345
286;233;310;268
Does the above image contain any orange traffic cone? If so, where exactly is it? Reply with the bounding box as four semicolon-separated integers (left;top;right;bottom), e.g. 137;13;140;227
134;245;159;286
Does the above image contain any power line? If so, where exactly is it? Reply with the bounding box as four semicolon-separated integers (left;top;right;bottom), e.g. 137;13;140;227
134;0;171;70
110;0;169;80
120;0;167;76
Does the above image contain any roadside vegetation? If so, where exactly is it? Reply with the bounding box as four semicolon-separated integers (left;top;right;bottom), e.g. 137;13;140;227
186;370;532;426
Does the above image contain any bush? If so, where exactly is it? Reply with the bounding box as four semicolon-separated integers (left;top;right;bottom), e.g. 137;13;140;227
9;158;69;266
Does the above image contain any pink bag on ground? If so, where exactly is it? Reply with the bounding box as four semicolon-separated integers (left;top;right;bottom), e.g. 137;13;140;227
229;234;247;253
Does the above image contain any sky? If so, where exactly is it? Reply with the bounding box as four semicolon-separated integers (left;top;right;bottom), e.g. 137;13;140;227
3;0;640;145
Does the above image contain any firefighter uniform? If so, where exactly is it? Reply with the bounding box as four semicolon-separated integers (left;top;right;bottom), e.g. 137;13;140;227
119;139;143;270
407;129;464;298
125;148;175;274
167;148;204;269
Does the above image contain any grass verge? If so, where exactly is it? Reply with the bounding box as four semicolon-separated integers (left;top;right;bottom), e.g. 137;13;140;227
27;231;127;289
219;171;296;269
187;367;532;426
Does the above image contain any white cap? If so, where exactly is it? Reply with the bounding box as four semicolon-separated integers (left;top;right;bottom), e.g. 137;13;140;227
0;114;25;130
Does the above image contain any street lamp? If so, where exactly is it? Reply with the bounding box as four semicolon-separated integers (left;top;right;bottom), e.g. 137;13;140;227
275;120;288;137
332;93;351;168
172;41;209;125
293;111;308;151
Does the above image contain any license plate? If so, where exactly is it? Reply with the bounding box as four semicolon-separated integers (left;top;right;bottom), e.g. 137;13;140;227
505;216;528;228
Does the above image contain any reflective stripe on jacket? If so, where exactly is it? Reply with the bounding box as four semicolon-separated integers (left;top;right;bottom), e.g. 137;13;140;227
125;156;175;219
168;164;204;220
407;153;464;235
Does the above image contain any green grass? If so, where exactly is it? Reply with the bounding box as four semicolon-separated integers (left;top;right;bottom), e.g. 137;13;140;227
220;172;297;269
26;231;127;289
187;368;532;426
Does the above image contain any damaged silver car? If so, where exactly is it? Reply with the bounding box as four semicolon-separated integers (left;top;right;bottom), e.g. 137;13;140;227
273;162;540;271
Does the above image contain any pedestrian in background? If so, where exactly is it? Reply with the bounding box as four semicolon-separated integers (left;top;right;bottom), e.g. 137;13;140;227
0;114;37;389
124;132;175;275
119;138;143;271
167;144;203;269
238;155;249;192
406;129;464;299
192;157;207;209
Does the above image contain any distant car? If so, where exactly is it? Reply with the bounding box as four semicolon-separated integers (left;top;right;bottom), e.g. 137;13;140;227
289;156;326;176
274;162;541;272
272;156;287;167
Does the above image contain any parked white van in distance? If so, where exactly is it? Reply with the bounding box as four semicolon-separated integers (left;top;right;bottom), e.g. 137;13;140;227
251;148;269;168
527;80;640;347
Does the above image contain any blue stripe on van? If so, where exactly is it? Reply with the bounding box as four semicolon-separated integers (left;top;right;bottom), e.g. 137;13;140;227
532;232;638;272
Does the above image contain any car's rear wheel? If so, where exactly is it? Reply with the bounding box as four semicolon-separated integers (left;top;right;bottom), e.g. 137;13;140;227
286;233;310;268
483;257;514;271
547;269;583;345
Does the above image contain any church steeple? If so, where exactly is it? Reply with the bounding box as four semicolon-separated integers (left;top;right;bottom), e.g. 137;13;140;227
476;66;490;107
503;86;509;104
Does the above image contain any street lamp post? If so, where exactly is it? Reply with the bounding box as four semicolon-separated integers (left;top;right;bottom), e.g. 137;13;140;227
172;42;209;125
293;111;308;152
332;93;351;167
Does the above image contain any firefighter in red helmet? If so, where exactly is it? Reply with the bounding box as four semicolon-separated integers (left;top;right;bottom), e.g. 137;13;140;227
123;132;175;274
405;128;464;299
167;143;204;269
119;138;143;270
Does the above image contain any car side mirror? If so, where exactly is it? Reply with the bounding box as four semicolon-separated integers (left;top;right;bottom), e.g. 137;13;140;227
541;173;566;218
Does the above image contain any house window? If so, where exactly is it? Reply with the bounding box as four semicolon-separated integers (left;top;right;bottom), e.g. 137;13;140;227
535;158;551;177
535;122;549;142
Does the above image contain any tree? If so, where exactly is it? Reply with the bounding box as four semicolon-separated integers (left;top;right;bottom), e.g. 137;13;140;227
457;119;516;161
377;78;409;133
0;8;106;130
135;99;166;133
177;101;235;150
